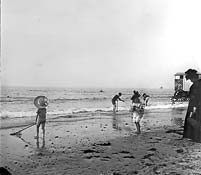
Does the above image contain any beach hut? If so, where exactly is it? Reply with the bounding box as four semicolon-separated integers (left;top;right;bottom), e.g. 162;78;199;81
174;72;201;91
174;72;188;91
171;71;201;103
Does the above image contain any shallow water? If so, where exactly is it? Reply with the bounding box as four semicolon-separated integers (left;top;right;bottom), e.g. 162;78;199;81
1;86;188;129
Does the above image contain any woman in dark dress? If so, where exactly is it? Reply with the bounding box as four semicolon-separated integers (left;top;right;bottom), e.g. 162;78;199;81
183;69;201;143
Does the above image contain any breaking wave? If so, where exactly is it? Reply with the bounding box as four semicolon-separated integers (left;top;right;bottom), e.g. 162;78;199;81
1;102;188;120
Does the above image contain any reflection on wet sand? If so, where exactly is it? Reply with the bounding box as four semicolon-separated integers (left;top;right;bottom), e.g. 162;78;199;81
171;108;186;127
171;107;186;115
36;136;45;149
171;117;184;127
112;114;121;130
17;135;32;146
112;113;133;133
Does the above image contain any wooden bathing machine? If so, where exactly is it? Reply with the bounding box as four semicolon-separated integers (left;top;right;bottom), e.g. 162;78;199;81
172;72;201;102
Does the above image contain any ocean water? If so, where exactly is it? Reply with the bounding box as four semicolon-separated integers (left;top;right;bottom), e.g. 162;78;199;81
0;86;188;129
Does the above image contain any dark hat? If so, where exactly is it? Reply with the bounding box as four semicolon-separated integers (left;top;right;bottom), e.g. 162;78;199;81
185;69;198;80
118;92;122;96
185;69;197;75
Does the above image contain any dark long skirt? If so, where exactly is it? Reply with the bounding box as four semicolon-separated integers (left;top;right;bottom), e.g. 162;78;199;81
183;109;201;143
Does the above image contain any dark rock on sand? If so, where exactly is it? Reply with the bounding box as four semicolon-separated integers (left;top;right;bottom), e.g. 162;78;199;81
148;148;157;151
83;149;99;153
0;167;12;175
119;151;130;154
97;142;111;146
143;153;154;159
123;155;135;159
176;148;184;153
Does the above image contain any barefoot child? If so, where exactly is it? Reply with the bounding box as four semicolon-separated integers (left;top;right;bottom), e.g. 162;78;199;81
132;103;144;134
142;93;150;106
34;96;48;139
36;107;47;139
130;94;145;134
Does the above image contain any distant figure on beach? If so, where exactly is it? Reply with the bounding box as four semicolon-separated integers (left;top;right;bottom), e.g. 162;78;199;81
34;96;48;139
183;69;201;143
130;94;144;134
131;91;141;104
171;85;189;104
142;93;150;106
112;93;124;113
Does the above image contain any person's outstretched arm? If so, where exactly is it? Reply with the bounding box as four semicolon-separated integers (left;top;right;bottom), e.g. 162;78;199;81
118;97;124;102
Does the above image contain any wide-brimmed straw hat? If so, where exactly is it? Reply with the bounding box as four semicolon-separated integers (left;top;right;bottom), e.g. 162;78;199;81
34;96;49;109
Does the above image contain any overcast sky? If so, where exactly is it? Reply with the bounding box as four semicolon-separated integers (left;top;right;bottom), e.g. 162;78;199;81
2;0;201;88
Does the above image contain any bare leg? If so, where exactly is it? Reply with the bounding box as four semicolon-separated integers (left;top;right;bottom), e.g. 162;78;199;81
135;122;141;134
42;123;45;139
42;135;45;148
134;122;138;132
42;128;45;139
137;122;141;133
36;137;39;148
36;126;39;138
113;104;116;114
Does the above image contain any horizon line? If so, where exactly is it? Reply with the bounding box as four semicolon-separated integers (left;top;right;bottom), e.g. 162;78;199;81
1;85;172;90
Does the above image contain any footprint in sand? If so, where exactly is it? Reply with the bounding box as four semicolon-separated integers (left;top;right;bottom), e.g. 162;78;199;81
115;151;135;159
142;147;157;159
82;149;112;162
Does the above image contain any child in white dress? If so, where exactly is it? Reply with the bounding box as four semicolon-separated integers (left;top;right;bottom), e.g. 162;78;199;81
130;101;145;134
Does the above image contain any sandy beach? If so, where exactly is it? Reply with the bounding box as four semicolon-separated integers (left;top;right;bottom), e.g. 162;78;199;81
1;110;201;175
2;0;201;174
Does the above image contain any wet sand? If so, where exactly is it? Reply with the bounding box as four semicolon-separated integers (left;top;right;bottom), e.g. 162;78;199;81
1;110;201;175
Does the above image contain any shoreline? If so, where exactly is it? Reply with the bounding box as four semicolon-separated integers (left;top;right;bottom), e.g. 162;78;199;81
1;110;201;175
0;105;187;130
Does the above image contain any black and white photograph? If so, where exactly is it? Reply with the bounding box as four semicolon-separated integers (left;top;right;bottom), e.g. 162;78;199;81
1;0;201;174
